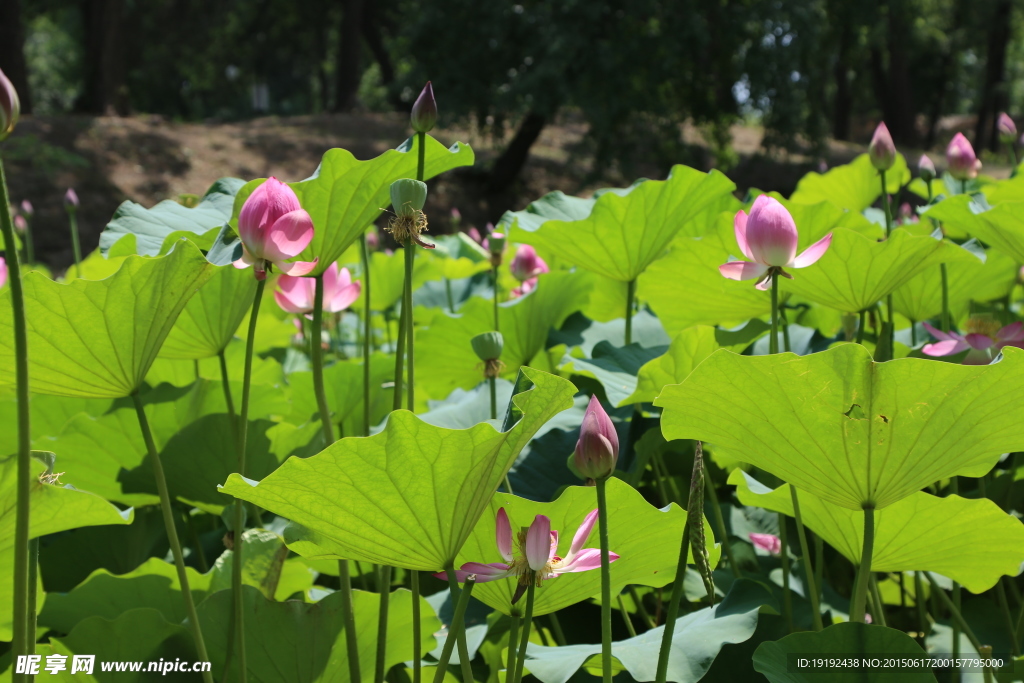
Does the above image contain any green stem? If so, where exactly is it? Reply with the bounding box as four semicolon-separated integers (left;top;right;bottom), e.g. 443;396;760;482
596;478;613;683
856;310;867;344
444;278;455;313
625;278;636;345
218;350;237;444
512;581;536;683
880;170;896;354
770;272;779;354
617;594;637;637
997;578;1020;657
941;264;951;333
504;612;521;683
914;571;929;647
850;506;875;624
489;376;497;420
629;585;656;630
492;265;500;331
790;487;823;630
416;131;426;182
655;521;692;683
411;570;421;683
24;218;33;265
312;275;335;445
184;509;209;573
338;561;361;683
911;320;917;347
951;476;961;678
444;567;475;683
392;288;407;411
1011;145;1019;170
360;234;372;436
704;464;740;578
432;576;477;683
779;514;793;632
869;574;887;626
375;565;392;683
405;240;415;411
66;209;82;278
132;393;213;683
26;537;37;652
1;157;33;682
548;612;567;646
925;572;985;653
813;533;824;607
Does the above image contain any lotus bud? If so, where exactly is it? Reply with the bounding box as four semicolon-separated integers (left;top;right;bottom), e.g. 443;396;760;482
387;179;432;248
998;113;1017;143
450;207;462;230
0;68;19;141
946;133;982;181
20;200;32;216
410;81;437;134
365;227;379;250
471;331;505;379
868;122;896;171
64;188;79;211
572;395;619;481
918;154;936;182
13;214;26;233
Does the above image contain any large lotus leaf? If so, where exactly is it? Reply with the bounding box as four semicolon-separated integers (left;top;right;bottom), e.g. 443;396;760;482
219;368;576;570
226;136;474;276
790;154;911;211
658;344;1024;511
458;478;717;616
158;263;257;360
730;471;1024;593
558;341;667;408
0;454;132;552
415;271;590;400
355;249;444;312
753;623;936;683
196;586;438;683
146;334;285;392
521;579;772;683
551;310;671;356
429;234;492;280
497;180;654;238
208;528;316;601
924;194;1024;263
623;324;768;405
286;354;394;437
0;242;216;398
892;243;1017;322
509;165;735;281
780;228;978;313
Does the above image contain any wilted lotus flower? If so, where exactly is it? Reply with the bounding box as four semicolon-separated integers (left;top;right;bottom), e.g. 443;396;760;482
274;262;361;315
64;188;79;210
719;195;833;290
440;508;619;603
13;214;26;233
868;122;896;171
749;532;781;555
510;244;548;282
946;133;982;181
918;154;936;182
233;177;318;280
0;67;19;141
573;395;619;481
410;81;437;133
998;113;1017;143
922;318;1024;364
19;200;33;216
0;256;6;288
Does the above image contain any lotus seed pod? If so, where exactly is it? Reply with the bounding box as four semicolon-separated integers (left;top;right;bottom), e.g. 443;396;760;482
471;331;504;361
390;178;427;217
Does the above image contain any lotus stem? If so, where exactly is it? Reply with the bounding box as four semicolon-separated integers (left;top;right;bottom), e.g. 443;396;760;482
493;265;500;331
312;275;335;446
625;278;636;345
411;570;422;683
548;612;567;646
218;350;238;442
924;572;984;653
444;566;475;683
132;393;213;683
770;272;779;354
405;239;416;411
504;611;521;683
941;265;951;333
360;234;372;435
655;518;692;683
338;561;361;683
629;586;656;630
997;579;1020;657
432;575;476;683
617;594;637;637
850;505;875;623
790;487;823;630
512;580;536;683
779;514;793;632
445;278;455;313
66;208;82;278
375;565;392;683
880;169;896;355
596;477;613;683
914;571;929;647
869;574;887;626
392;279;407;411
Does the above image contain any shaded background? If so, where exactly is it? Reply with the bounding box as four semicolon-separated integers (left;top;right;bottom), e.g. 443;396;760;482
0;0;1020;268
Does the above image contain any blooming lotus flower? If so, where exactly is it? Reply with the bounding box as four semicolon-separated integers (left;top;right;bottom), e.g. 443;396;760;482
0;256;6;288
718;195;833;290
441;508;619;603
918;154;936;182
0;67;19;141
868;122;896;171
233;177;318;280
922;319;1024;365
998;113;1017;143
749;532;781;555
946;133;981;181
64;188;79;210
510;244;548;282
274;262;361;315
573;395;619;481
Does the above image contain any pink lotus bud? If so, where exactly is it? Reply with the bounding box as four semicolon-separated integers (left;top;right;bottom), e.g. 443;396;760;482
742;196;799;267
0;256;6;289
749;532;781;555
573;395;619;480
64;188;79;210
868;122;896;171
450;207;462;226
946;133;982;181
19;200;32;216
410;81;437;134
510;244;548;282
918;154;936;182
13;215;26;233
998;113;1017;143
234;177;318;280
0;68;19;141
365;227;379;250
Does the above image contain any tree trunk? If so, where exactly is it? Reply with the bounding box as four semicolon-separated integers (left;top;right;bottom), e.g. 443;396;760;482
77;0;128;115
333;0;364;112
974;0;1013;151
0;0;32;113
487;111;547;192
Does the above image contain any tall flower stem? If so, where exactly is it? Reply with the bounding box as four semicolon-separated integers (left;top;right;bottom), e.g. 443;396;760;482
512;581;537;683
360;234;372;435
1;157;32;681
914;571;929;646
444;566;476;683
770;272;779;354
431;575;477;683
218;350;237;439
880;170;895;356
925;182;951;334
655;520;692;683
411;570;422;683
492;265;500;331
375;565;392;683
997;579;1021;657
625;278;636;345
405;240;416;411
131;393;213;683
489;376;498;420
23;217;34;265
444;278;455;313
504;612;521;683
392;276;407;410
596;477;613;683
66;208;82;278
850;505;876;623
790;487;823;630
312;275;334;446
869;574;887;626
779;516;793;631
337;560;361;683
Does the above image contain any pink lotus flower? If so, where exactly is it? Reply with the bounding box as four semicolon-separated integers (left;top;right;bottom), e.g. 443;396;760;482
718;196;833;290
574;395;619;480
274;262;361;315
0;256;7;288
441;508;619;603
233;177;318;280
946;133;982;181
998;113;1017;142
749;532;781;555
922;319;1024;365
868;122;896;171
13;214;26;233
510;244;548;282
510;277;537;299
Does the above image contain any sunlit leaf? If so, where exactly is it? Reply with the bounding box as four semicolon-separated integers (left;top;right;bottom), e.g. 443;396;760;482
924;194;1024;263
158;264;257;360
790;154;911;211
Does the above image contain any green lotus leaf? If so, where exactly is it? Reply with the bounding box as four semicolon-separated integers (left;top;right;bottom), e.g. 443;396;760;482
196;586;438;683
158;264;257;360
355;249;444;312
459;478;718;616
730;470;1024;593
228;135;474;276
0;241;216;398
414;271;590;400
780;228;978;313
558;341;667;408
429;233;492;280
924;194;1024;263
790;154;911;211
285;354;394;437
100;177;246;257
509;165;735;281
219;367;576;570
207;528;315;601
753;623;936;683
658;344;1024;510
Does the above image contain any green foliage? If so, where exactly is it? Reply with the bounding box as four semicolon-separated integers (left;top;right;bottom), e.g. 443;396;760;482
790;155;911;211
